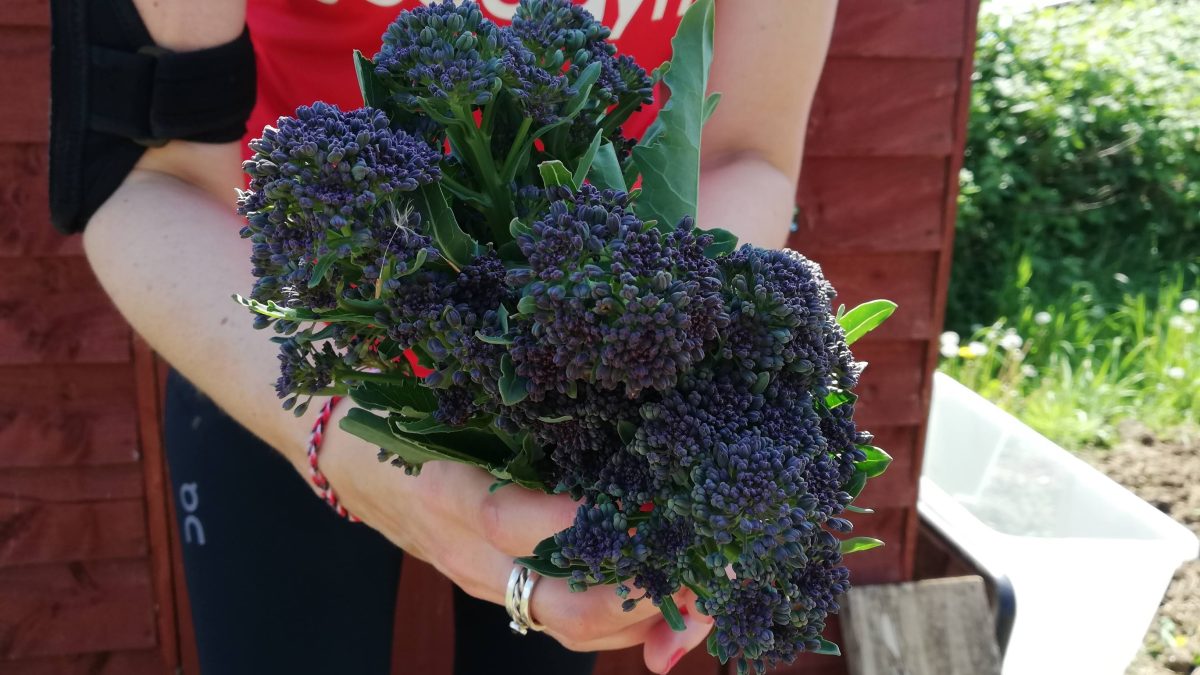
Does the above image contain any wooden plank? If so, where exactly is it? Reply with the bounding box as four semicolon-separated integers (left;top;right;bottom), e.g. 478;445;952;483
132;339;182;671
0;144;79;257
0;498;147;566
0;257;131;364
905;0;983;580
817;251;940;342
0;559;158;659
830;0;966;59
0;28;48;143
3;651;167;675
391;558;453;675
0;464;144;501
794;158;948;253
843;506;909;585
855;425;919;510
0;0;48;28
854;339;929;429
0;364;140;468
843;577;1001;675
806;58;960;158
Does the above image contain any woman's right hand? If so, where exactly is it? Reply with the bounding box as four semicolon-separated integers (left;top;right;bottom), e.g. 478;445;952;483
319;426;712;671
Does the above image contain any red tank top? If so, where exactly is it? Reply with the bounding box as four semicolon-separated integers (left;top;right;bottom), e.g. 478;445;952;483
243;0;686;158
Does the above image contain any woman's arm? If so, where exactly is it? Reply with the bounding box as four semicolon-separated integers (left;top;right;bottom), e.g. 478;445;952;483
700;0;838;248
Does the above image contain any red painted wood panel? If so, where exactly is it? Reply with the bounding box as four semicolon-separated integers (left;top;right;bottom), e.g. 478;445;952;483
391;558;454;675
819;251;941;342
0;559;157;659
806;58;960;158
829;0;966;59
0;28;48;144
3;651;166;675
0;0;48;28
0;144;79;257
0;365;139;468
0;498;147;566
0;464;145;501
854;339;930;429
855;425;920;509
0;257;131;364
843;506;909;585
795;158;948;253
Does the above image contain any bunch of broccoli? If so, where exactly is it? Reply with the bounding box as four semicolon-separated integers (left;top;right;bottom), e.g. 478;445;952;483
236;1;894;672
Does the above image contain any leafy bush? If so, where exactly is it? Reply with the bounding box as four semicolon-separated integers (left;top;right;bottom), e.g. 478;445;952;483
939;279;1198;449
948;0;1200;331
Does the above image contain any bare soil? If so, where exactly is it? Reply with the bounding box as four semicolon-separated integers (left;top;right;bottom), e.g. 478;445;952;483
1079;423;1200;675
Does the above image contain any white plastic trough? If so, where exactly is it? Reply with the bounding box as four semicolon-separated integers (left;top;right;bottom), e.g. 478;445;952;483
918;372;1198;675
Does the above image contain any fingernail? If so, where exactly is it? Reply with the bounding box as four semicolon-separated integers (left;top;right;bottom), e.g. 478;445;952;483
665;648;685;674
678;604;689;617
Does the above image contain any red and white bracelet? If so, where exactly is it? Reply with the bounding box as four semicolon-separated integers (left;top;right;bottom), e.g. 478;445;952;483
306;396;360;523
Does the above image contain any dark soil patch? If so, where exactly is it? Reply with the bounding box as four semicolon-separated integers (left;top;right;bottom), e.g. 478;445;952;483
1080;423;1200;674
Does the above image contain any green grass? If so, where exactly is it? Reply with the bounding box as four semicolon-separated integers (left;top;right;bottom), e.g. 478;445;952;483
938;276;1198;449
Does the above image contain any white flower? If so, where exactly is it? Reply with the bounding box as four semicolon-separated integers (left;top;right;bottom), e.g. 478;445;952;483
1180;298;1199;315
1021;364;1037;378
940;343;960;358
1000;332;1024;351
1034;311;1052;326
1169;315;1189;330
1114;272;1130;284
1166;367;1185;381
939;331;961;347
967;341;989;357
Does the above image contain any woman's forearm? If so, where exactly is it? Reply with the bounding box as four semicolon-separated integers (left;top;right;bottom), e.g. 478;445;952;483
699;154;796;249
83;168;321;475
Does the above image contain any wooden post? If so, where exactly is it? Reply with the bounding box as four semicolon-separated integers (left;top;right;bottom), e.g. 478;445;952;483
842;577;1002;675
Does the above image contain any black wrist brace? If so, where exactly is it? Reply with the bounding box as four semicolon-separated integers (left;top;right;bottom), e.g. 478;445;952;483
50;0;256;234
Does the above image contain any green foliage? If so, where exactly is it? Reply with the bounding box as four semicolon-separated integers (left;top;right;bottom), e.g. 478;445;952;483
632;0;715;228
950;0;1200;331
938;278;1198;449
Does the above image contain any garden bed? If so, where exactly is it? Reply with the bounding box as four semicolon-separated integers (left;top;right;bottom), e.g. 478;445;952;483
1081;423;1200;674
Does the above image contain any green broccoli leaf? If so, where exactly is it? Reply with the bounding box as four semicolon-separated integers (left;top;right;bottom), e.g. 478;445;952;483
825;389;858;409
349;379;437;414
499;354;530;405
340;408;500;472
855;444;893;479
353;50;386;109
703;227;739;257
631;0;715;228
838;299;898;345
572;129;605;189
813;639;841;656
538;160;574;189
413;184;481;271
589;142;627;192
658;595;688;632
515;555;575;579
843;469;868;500
702;92;722;124
839;537;884;555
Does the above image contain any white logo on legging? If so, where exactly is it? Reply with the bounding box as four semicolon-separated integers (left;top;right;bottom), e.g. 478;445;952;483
180;482;206;546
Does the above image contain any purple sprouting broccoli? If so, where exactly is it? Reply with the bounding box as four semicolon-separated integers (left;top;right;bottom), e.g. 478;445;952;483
507;185;728;398
238;2;894;673
238;102;441;313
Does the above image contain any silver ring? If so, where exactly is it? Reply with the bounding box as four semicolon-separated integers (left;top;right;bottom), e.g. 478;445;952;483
505;566;545;634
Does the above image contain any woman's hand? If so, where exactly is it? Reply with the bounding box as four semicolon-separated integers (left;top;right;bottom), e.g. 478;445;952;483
320;426;712;672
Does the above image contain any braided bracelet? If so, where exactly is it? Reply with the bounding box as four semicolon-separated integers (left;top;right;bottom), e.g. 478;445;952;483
306;396;360;523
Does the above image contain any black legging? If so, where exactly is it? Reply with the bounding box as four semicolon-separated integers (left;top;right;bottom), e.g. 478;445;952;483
163;370;596;675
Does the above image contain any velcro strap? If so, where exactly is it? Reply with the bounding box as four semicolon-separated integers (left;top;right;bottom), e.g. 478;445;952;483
87;27;256;144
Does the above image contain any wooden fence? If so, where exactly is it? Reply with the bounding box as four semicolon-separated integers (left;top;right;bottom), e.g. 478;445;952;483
0;1;980;673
